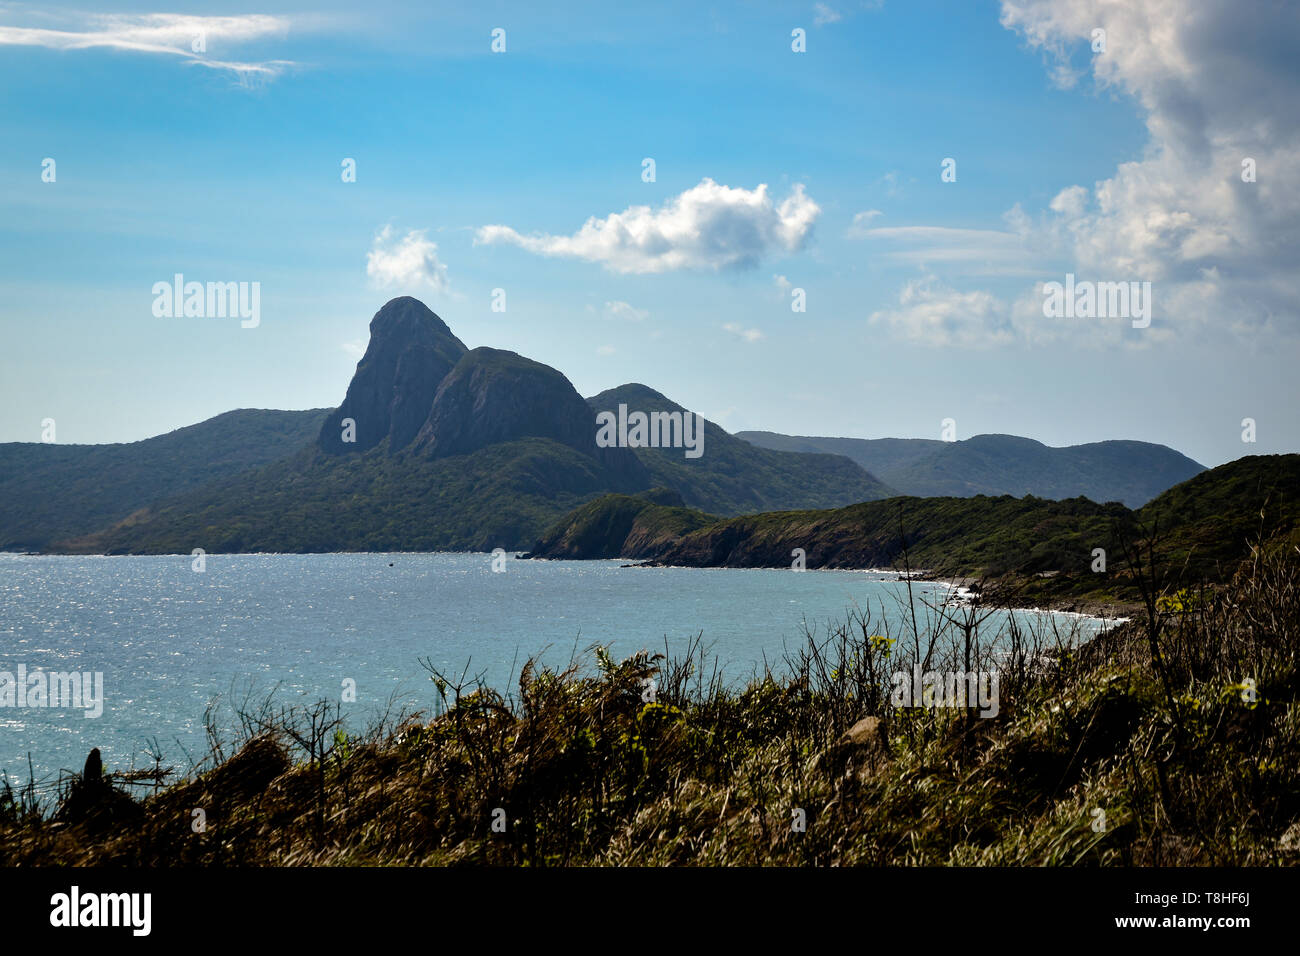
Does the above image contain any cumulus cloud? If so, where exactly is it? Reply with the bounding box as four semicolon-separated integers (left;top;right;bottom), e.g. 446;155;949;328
871;270;1177;350
868;277;1016;348
869;3;1299;347
0;11;294;81
1000;0;1300;335
475;179;820;274
366;227;449;292
723;322;764;343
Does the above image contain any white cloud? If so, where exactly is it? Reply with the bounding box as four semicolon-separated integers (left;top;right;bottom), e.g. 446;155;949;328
596;344;616;356
773;273;792;290
475;178;820;274
366;227;449;292
603;300;648;322
850;224;1043;275
0;12;294;81
875;171;903;198
341;339;366;359
813;4;843;26
845;209;883;237
868;277;1015;348
872;3;1300;346
1000;0;1300;335
1048;185;1087;218
723;322;764;343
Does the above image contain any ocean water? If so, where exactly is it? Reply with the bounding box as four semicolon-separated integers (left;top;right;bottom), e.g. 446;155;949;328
0;552;1113;788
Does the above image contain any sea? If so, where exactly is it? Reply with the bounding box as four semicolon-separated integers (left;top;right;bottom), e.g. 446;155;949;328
0;552;1119;789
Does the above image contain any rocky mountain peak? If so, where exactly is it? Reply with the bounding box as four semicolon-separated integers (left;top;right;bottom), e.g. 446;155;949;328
319;298;468;454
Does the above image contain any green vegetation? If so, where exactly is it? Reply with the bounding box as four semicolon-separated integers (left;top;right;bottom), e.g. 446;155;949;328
0;408;329;551
522;488;716;560
736;430;945;476
636;493;1128;578
48;389;898;555
587;384;896;513
7;533;1299;866
76;438;639;555
1132;453;1300;579
529;455;1300;609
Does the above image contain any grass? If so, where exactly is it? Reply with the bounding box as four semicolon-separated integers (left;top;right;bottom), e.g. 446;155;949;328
4;534;1300;866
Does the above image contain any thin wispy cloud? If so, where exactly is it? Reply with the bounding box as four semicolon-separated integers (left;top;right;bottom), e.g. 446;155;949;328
723;322;764;343
845;209;883;238
0;10;294;81
813;4;842;26
603;300;648;322
852;225;1043;275
475;178;820;274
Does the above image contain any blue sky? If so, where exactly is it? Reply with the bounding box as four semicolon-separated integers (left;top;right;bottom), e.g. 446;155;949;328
2;0;1297;467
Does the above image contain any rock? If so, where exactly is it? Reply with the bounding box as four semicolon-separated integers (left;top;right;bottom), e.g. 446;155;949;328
320;307;648;488
319;297;468;454
56;748;141;833
842;716;888;753
816;716;890;777
82;747;102;784
414;347;647;485
1279;821;1300;852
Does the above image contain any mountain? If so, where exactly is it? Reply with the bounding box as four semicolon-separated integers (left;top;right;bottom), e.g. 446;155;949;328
736;431;944;477
0;408;330;551
736;431;1205;507
44;298;892;554
525;455;1300;598
319;295;469;454
419;349;643;486
587;384;895;514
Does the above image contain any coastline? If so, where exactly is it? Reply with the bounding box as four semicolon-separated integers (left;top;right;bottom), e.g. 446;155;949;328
622;557;1138;624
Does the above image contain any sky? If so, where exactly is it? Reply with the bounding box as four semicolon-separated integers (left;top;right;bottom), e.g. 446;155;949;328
1;0;1297;467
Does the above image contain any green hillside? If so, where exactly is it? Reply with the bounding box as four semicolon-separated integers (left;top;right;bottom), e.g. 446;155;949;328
70;438;641;555
522;488;717;560
527;455;1300;605
0;408;329;551
588;385;895;514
